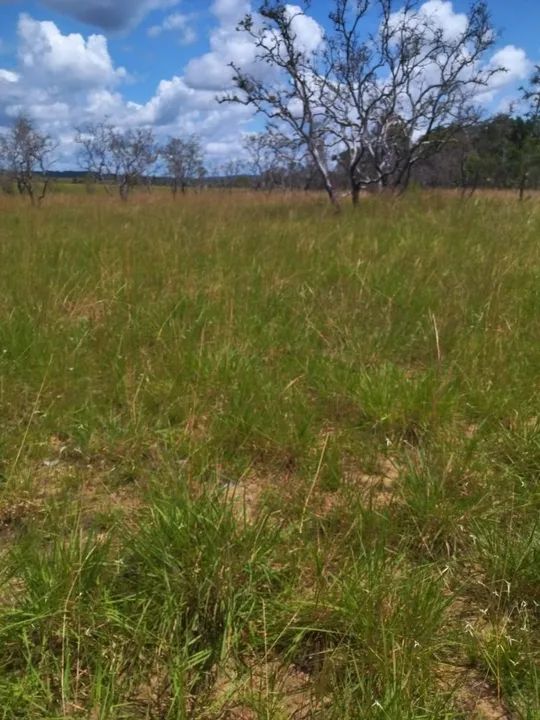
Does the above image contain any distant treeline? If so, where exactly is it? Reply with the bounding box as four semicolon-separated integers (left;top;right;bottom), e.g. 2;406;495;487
2;112;540;205
410;115;540;197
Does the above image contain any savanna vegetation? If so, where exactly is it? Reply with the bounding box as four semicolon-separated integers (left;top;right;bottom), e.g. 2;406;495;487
0;189;538;719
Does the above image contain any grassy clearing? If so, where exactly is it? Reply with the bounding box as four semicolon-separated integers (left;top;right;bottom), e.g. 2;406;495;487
0;190;538;719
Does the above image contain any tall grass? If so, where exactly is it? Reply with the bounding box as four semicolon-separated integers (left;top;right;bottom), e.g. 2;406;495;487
0;190;538;718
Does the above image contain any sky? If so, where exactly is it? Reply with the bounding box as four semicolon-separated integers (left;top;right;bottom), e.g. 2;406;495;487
0;0;538;168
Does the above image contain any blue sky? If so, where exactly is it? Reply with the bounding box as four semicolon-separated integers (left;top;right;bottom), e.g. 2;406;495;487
0;0;537;167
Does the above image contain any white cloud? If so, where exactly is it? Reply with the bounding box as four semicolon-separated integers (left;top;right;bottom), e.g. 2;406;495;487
0;9;255;164
489;45;532;88
417;0;468;39
184;2;324;92
184;28;257;90
389;0;468;42
285;5;325;55
148;12;197;44
211;0;251;26
184;0;260;91
0;13;127;145
0;69;19;84
474;45;534;108
17;14;126;92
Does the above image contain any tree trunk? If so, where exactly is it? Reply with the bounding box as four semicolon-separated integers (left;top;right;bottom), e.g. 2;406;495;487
351;183;361;206
119;180;129;202
311;146;340;211
519;170;528;201
325;182;340;210
37;178;49;205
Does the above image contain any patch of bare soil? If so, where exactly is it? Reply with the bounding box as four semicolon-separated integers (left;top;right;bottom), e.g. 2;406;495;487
0;435;145;538
441;666;514;720
0;497;36;540
343;455;401;508
129;658;325;720
221;453;403;527
210;659;327;720
221;469;287;524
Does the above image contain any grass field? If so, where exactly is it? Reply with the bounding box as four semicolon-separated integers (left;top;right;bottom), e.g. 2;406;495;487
0;190;538;719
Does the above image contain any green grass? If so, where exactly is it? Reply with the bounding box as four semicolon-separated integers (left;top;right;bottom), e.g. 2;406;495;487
0;189;538;718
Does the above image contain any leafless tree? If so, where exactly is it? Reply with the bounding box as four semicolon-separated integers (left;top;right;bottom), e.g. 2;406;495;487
322;0;500;204
108;128;158;200
243;128;317;190
220;159;249;188
0;115;55;205
75;120;114;191
244;132;279;189
75;123;158;198
223;0;501;208
161;135;205;196
222;4;339;207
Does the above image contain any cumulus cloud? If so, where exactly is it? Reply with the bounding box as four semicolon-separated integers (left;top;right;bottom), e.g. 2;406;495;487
211;0;251;26
17;14;126;91
489;45;532;88
184;0;259;91
148;12;197;44
473;45;534;108
184;2;324;91
184;29;256;91
0;69;19;84
0;9;255;164
416;0;468;39
389;0;468;41
0;14;126;136
285;4;325;55
38;0;181;31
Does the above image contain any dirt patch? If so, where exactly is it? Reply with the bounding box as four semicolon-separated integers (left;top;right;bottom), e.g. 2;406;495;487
130;658;323;720
211;659;326;720
341;455;401;509
221;469;287;524
0;435;145;537
221;454;403;526
0;497;38;541
440;665;514;720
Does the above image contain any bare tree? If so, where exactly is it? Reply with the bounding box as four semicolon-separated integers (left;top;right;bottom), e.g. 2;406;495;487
220;159;250;188
244;130;300;190
161;135;205;196
323;0;499;204
0;115;55;205
75;124;159;198
108;128;158;200
242;129;311;190
222;4;339;208
223;0;500;208
244;132;278;189
75;120;114;191
0;135;9;193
